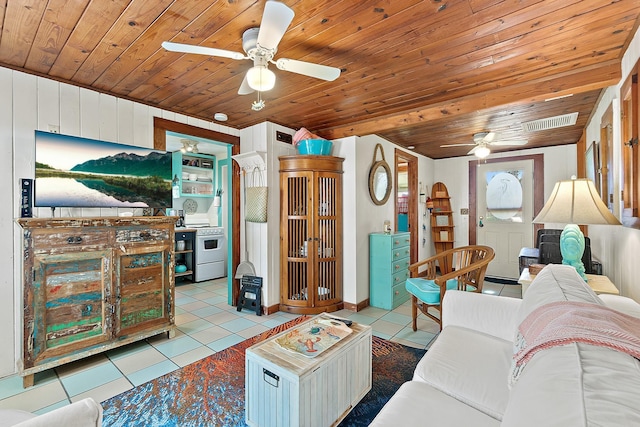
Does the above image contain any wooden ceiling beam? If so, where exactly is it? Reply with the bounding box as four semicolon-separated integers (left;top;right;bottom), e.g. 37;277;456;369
320;61;621;139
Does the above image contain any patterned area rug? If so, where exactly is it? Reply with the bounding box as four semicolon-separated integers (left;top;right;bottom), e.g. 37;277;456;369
102;317;426;426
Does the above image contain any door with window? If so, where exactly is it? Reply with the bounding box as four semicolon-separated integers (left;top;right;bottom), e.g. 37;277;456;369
476;159;534;279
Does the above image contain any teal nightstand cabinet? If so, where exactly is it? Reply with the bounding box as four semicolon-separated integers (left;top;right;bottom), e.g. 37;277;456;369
369;232;411;310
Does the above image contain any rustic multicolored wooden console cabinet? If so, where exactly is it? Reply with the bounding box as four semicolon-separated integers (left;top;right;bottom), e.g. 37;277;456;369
17;216;176;388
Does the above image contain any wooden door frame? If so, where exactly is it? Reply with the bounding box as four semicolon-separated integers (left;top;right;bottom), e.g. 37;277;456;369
469;154;544;245
153;117;241;304
395;149;418;264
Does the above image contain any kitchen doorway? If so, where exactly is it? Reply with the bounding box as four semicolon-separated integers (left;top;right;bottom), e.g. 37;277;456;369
153;117;241;304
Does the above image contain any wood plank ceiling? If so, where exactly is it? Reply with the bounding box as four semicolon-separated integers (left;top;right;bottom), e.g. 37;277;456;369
0;0;638;159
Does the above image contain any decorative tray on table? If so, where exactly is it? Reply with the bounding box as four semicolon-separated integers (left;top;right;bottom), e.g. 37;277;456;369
275;316;353;358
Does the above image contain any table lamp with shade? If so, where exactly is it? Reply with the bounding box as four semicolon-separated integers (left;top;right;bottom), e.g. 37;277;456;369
532;177;621;281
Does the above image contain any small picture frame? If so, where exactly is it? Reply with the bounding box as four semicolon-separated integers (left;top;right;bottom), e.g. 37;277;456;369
436;215;449;226
439;230;449;241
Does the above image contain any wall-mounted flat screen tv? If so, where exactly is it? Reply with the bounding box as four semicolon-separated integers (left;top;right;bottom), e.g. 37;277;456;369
35;131;172;208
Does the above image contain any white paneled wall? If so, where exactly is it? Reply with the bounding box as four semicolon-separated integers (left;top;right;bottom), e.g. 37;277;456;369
332;137;358;304
337;135;435;306
0;67;15;380
0;67;239;377
238;122;296;308
583;25;640;302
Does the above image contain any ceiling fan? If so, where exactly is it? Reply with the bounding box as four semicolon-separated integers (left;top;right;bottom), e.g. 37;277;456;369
161;1;340;100
440;132;528;158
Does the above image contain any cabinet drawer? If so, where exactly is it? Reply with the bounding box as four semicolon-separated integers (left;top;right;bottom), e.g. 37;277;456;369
392;257;410;274
392;269;409;286
392;234;410;249
392;247;410;260
392;281;410;308
31;229;110;251
115;227;170;244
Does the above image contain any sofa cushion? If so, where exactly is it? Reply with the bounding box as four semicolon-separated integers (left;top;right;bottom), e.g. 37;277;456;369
405;278;461;304
369;380;500;427
0;410;35;426
518;265;603;326
502;343;640;427
412;325;512;420
599;294;640;318
442;291;521;341
6;398;103;427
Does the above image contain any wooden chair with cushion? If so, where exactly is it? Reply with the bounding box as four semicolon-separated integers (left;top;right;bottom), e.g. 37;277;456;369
405;245;495;330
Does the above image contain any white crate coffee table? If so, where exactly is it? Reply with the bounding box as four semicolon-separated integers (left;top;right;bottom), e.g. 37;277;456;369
245;315;372;427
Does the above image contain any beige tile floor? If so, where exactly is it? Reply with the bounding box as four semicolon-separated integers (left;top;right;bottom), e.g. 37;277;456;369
0;277;520;416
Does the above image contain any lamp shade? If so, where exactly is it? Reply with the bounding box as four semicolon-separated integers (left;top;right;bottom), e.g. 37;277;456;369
533;178;620;226
246;66;276;92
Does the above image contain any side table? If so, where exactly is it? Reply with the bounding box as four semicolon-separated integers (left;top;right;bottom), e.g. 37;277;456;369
518;268;619;296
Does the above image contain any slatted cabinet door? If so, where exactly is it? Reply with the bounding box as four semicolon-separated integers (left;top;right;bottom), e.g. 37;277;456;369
281;172;311;312
279;155;344;314
114;226;173;337
28;250;112;367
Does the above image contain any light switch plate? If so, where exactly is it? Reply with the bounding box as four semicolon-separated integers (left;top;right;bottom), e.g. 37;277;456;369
460;208;469;215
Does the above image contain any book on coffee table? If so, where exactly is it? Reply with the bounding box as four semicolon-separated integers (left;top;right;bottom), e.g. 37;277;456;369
274;317;352;358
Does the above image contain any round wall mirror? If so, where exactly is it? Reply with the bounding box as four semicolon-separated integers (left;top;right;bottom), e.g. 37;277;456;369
369;144;392;205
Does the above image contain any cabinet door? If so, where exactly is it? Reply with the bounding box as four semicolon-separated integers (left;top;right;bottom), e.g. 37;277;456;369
281;171;313;309
313;171;342;307
26;250;112;368
114;242;173;337
281;170;342;310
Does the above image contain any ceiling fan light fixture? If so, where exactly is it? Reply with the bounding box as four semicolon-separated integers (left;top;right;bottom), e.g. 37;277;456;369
475;145;491;159
246;66;276;91
181;139;199;154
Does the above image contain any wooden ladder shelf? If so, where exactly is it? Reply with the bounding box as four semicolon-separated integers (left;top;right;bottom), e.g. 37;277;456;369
430;182;455;255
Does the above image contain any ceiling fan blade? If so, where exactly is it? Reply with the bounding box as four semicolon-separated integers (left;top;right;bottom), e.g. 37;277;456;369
467;146;480;155
490;140;528;146
237;73;254;95
275;58;340;81
162;41;245;60
440;143;477;148
257;1;295;50
483;131;497;143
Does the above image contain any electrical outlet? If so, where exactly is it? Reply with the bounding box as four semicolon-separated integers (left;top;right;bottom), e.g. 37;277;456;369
460;208;469;215
48;125;60;134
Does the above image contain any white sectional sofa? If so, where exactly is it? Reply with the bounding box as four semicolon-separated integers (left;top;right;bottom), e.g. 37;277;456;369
0;398;102;427
370;264;640;426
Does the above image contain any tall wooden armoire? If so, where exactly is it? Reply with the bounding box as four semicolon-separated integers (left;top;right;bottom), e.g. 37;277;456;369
279;155;344;314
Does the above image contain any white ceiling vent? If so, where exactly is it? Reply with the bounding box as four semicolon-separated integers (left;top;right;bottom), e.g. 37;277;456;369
521;112;579;132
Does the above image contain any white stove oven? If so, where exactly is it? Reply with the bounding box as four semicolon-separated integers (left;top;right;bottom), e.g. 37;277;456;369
195;226;226;281
184;214;226;282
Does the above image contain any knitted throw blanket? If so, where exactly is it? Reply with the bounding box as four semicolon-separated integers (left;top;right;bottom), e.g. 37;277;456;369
509;301;640;386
